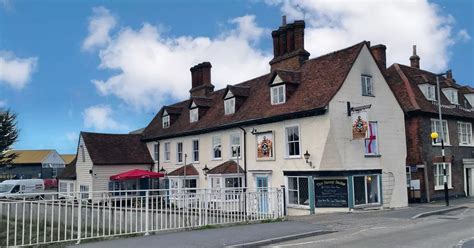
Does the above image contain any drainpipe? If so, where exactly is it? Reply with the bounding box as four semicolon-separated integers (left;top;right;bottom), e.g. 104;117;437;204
238;127;247;188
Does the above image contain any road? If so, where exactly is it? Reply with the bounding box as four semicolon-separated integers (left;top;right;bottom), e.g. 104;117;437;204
266;208;474;248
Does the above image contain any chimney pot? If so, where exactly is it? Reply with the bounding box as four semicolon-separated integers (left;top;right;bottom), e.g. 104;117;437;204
410;45;420;69
282;15;287;25
446;69;452;79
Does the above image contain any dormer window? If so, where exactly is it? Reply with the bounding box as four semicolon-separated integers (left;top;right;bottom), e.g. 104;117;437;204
224;98;235;115
271;85;286;105
190;108;198;123
419;84;436;101
162;114;170;128
442;88;458;105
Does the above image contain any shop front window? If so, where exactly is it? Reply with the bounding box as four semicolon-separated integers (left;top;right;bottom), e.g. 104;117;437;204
354;175;380;206
287;176;309;206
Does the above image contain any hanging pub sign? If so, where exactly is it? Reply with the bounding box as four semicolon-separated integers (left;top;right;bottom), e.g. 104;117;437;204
256;131;275;160
315;179;349;208
350;104;371;139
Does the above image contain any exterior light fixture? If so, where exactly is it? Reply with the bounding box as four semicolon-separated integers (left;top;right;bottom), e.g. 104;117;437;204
431;132;439;143
159;167;167;174
202;164;210;176
303;150;313;168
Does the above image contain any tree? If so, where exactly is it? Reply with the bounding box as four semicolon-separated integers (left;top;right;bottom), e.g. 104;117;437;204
0;109;19;165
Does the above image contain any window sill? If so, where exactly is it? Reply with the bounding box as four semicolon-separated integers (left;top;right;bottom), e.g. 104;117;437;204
163;161;171;163
434;186;453;191
362;94;375;97
459;144;474;147
288;204;310;209
212;158;223;161
432;144;451;147
285;156;302;160
353;203;382;208
365;154;381;158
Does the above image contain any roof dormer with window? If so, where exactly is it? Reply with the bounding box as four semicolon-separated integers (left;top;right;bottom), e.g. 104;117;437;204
268;70;300;105
418;83;437;101
442;87;459;105
162;111;170;128
222;85;250;115
188;97;213;123
161;106;182;129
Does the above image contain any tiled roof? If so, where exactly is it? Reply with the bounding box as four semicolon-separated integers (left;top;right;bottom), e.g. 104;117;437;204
168;164;199;176
386;63;474;118
57;159;76;180
142;41;366;140
207;160;244;174
81;132;154;165
5;150;53;164
60;154;76;165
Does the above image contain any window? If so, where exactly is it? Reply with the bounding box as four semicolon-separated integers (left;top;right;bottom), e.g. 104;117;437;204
177;142;183;164
427;85;436;101
364;122;379;155
224;98;235;115
184;178;197;194
286;126;300;157
442;88;459;105
225;177;243;188
162;115;170;128
190;108;198;123
211;177;221;188
361;75;373;96
59;182;67;193
271;85;286;105
354;175;380;205
431;119;450;145
52;168;58;178
153;143;159;162
287;177;309;206
80;185;89;199
457;122;473;145
164;142;171;162
406;166;411;188
434;163;452;190
230;134;241;158
192;139;199;163
212;136;222;159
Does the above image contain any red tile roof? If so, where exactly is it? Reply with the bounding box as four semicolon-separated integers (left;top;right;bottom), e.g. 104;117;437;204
81;132;154;165
207;160;244;175
386;64;474;118
142;41;366;141
168;164;199;176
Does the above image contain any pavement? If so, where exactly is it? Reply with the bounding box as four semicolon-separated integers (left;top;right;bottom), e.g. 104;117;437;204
70;197;474;248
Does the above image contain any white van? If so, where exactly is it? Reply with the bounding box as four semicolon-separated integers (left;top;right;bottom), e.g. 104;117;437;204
0;179;45;199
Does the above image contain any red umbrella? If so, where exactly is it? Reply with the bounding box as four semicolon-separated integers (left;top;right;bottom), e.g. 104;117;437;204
110;169;165;181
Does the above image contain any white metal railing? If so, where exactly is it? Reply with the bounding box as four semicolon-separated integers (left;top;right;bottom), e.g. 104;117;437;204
0;187;284;247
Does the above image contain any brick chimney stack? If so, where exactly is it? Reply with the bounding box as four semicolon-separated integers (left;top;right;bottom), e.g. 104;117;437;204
370;44;387;69
410;45;420;69
446;69;453;80
269;17;310;71
190;62;214;97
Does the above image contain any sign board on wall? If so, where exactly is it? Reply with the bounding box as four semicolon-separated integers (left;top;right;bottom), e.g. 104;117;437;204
352;110;368;139
256;131;275;160
314;179;349;208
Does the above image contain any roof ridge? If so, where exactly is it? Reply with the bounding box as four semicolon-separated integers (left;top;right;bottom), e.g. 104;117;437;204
393;64;421;110
305;41;367;63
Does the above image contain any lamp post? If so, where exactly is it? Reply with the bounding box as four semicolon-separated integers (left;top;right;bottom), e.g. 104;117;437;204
433;71;450;207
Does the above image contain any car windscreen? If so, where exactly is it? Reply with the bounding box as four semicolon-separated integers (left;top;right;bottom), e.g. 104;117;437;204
0;184;14;193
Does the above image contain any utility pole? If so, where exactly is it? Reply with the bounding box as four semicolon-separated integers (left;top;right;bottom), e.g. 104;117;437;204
435;72;449;207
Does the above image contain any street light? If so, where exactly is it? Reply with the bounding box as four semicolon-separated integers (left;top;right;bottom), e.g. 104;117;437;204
304;150;313;168
433;71;450;207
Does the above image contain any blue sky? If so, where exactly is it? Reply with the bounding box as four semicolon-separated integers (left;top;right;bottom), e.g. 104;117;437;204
0;0;473;154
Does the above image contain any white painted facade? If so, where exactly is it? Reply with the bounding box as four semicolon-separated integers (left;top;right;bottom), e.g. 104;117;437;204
146;45;408;213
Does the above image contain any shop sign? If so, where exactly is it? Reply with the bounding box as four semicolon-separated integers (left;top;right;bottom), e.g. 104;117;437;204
315;179;349;208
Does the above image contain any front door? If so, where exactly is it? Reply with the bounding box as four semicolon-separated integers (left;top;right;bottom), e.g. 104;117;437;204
256;176;269;213
467;168;472;196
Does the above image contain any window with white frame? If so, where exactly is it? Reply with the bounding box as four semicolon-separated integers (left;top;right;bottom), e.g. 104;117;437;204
427;85;436;101
212;136;222;159
190;108;198;123
434;163;452;190
361;75;374;96
442;88;459;105
224;98;235;115
59;182;67;193
79;185;89;199
457;122;473;145
230;134;241;158
364;122;379;155
285;126;300;157
211;177;221;188
287;177;309;206
153;143;159;162
192;139;199;163
164;142;170;162
271;85;286;105
177;142;183;164
353;175;380;205
225;177;243;188
162;115;170;128
431;119;450;145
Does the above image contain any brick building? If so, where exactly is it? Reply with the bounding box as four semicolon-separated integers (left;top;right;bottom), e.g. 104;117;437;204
385;46;474;202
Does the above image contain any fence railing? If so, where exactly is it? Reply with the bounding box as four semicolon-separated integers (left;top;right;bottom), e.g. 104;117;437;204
0;187;285;247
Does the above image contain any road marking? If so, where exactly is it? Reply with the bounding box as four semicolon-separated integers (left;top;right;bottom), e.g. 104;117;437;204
270;238;338;247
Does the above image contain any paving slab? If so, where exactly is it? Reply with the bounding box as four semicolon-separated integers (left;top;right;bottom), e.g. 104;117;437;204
70;221;330;248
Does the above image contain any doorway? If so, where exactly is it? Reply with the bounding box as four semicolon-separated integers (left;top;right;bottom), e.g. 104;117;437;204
467;168;472;197
256;176;269;213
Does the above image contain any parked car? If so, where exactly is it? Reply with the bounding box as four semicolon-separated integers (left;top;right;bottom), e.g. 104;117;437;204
0;179;45;199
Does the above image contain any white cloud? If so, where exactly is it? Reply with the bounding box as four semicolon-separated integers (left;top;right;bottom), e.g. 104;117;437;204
86;7;271;110
0;51;38;89
268;0;459;72
82;6;117;51
457;29;471;42
82;105;126;131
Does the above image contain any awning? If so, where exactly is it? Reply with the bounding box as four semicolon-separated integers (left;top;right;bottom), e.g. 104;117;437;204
110;169;165;181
